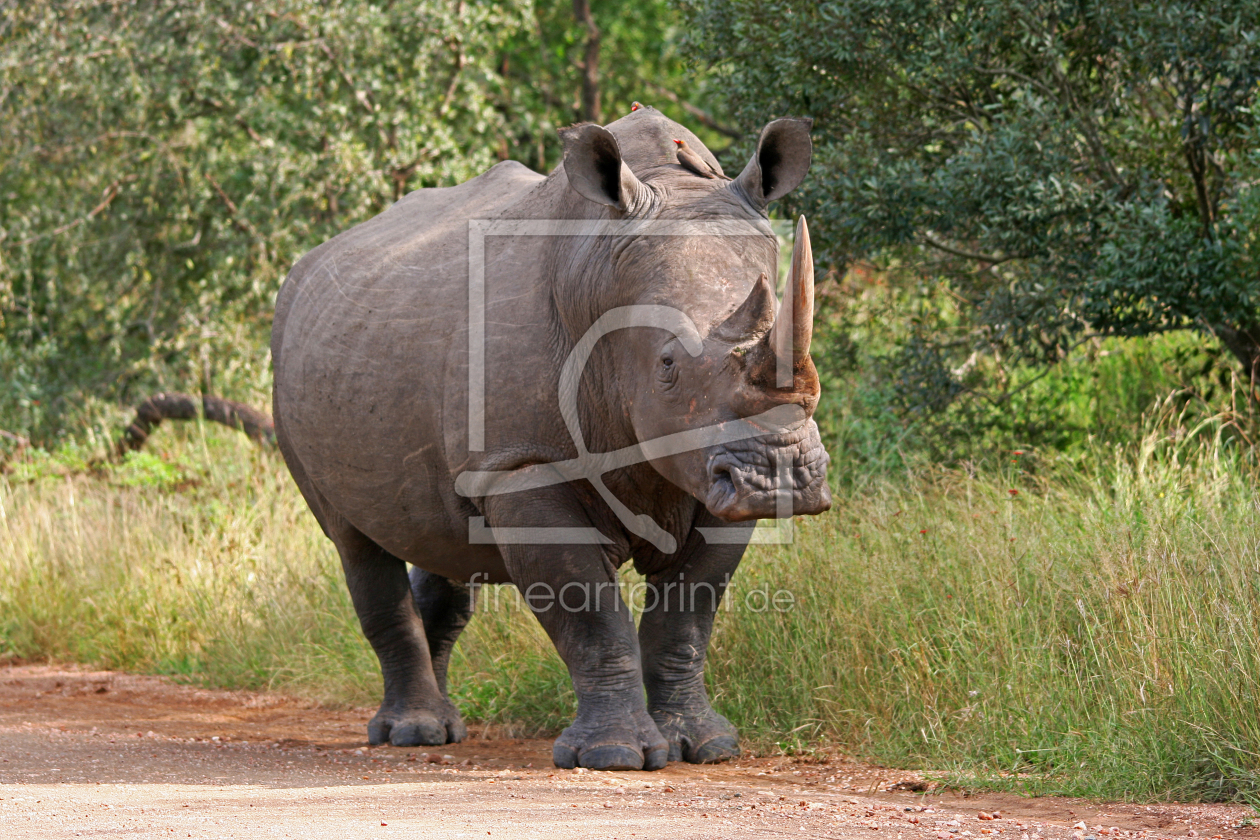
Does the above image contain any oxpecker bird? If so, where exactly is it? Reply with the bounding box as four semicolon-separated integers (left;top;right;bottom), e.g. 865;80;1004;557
673;138;727;180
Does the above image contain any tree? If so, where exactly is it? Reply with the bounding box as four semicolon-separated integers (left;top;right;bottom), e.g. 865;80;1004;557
680;0;1260;409
498;0;735;168
0;0;724;442
0;0;535;438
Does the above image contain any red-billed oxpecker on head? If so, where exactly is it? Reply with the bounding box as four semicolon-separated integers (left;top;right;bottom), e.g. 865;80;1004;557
673;138;721;179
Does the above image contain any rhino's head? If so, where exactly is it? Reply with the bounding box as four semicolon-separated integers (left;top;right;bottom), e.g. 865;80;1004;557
557;114;831;523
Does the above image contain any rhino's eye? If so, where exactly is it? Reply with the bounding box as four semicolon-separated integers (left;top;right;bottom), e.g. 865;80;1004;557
658;353;678;386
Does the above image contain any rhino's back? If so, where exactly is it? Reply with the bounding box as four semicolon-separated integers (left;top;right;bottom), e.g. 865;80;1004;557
273;160;545;577
274;160;544;370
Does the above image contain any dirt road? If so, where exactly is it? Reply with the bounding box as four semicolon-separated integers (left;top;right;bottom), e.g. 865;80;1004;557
0;664;1253;839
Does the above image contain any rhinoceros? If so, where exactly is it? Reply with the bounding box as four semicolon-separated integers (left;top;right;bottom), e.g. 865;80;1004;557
271;106;831;771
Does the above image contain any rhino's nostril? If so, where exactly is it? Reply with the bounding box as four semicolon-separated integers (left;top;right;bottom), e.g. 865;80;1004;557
707;453;739;486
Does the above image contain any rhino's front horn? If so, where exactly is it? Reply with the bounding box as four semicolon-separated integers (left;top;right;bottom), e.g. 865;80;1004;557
769;216;815;388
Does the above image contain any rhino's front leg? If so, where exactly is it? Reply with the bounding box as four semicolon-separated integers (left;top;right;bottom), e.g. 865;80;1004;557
486;490;669;771
638;519;751;764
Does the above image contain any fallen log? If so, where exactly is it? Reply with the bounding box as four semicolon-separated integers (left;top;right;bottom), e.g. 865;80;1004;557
118;392;274;456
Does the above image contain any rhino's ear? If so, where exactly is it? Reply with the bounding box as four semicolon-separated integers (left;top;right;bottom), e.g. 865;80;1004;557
731;118;813;209
559;123;647;212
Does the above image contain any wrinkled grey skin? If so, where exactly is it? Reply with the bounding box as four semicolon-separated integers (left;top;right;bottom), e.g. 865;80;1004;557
271;107;830;771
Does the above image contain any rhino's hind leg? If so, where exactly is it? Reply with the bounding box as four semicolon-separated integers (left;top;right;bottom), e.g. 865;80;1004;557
638;525;748;764
331;524;467;747
408;568;475;703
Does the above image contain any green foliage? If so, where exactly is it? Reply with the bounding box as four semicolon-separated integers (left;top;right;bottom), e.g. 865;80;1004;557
107;451;188;489
0;0;718;443
811;254;1243;470
501;0;730;166
1;0;525;438
682;0;1260;430
0;423;377;698
4;443;94;481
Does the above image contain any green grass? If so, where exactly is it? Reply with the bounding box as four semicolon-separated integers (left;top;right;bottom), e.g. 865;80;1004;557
2;406;1259;802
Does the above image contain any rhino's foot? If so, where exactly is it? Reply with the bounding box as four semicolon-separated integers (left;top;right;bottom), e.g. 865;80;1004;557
368;700;466;747
552;709;669;771
652;707;740;764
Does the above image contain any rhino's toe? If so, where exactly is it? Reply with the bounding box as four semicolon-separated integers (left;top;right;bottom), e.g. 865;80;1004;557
689;733;740;764
584;745;649;772
653;707;740;765
368;704;465;747
554;743;641;771
554;741;668;772
642;741;669;771
386;717;448;747
552;741;579;769
552;710;668;771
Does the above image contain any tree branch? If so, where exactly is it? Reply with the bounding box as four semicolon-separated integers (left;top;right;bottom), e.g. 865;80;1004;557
437;2;466;119
1014;7;1122;191
17;181;122;246
1180;72;1216;239
974;332;1105;408
318;40;374;116
204;172;261;240
921;233;1016;265
389;150;436;201
973;65;1058;100
644;83;740;139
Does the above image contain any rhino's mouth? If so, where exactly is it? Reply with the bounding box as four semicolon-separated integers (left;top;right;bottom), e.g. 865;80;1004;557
702;420;831;522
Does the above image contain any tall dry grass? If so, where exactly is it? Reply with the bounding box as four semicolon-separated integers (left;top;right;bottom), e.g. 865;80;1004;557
1;402;1258;801
714;398;1260;801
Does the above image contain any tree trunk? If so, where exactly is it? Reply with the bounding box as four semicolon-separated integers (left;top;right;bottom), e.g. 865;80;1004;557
573;0;600;124
118;392;274;457
1211;321;1260;397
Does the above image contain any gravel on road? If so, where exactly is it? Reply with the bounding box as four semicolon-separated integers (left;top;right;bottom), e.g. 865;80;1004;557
1;664;1254;840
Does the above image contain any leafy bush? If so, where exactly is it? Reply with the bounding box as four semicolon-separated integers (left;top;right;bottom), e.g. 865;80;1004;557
682;0;1260;425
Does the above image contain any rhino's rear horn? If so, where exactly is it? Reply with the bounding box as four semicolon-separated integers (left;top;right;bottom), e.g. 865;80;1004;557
768;216;815;388
716;272;777;341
